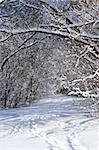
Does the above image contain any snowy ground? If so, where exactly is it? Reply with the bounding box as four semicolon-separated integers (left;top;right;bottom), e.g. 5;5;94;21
0;95;99;150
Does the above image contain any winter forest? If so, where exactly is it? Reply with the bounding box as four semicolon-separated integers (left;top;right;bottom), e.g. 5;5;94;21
0;0;99;150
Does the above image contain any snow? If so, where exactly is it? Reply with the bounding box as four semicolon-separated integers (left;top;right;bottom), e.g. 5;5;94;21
0;95;99;150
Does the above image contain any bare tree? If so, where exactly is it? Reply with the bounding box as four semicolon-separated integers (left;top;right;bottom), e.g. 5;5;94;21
0;0;99;108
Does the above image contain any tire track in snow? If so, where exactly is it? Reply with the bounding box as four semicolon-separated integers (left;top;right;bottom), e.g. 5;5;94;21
0;96;98;150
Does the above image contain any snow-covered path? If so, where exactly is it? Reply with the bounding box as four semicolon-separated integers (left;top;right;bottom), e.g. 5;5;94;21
0;96;99;150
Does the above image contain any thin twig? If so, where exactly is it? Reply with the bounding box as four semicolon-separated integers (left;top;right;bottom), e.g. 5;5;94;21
0;33;12;42
0;35;47;70
69;20;97;28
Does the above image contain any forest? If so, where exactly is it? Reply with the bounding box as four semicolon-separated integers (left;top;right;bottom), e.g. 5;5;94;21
0;0;99;109
0;1;99;149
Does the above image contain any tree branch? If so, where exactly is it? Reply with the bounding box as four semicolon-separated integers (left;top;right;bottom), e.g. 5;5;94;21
0;35;47;71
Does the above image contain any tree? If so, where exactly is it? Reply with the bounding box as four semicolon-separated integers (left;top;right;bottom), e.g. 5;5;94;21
0;0;99;108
